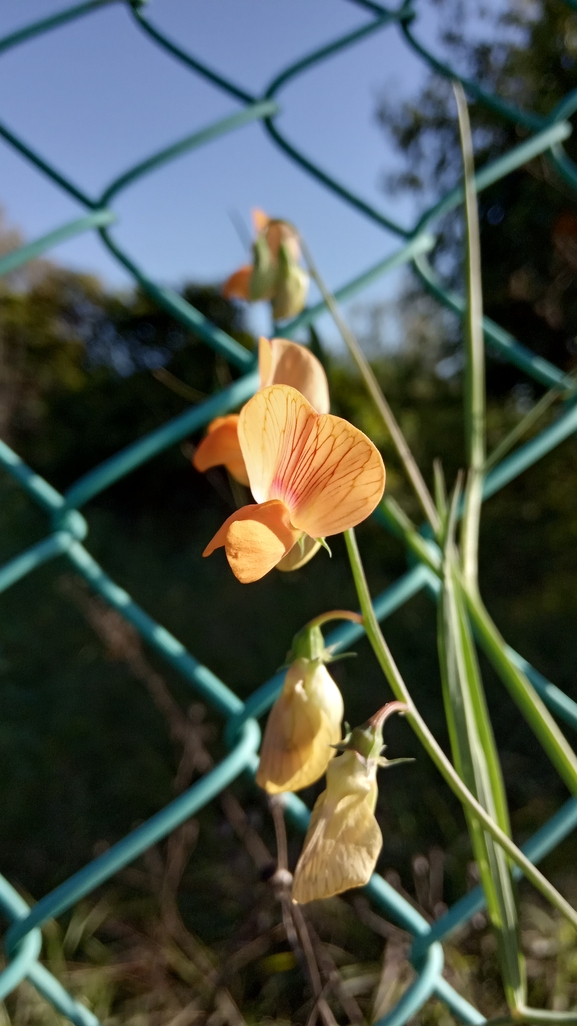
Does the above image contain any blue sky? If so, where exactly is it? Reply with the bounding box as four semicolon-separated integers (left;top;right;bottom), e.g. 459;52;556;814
0;0;447;345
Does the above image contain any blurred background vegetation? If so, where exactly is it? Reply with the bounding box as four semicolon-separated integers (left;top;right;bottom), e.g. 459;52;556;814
2;1;577;1022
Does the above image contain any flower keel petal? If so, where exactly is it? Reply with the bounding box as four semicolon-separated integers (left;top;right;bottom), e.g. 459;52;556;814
276;535;321;572
203;500;299;584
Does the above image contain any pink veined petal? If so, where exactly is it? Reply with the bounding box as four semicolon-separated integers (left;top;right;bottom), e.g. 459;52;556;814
238;385;385;536
286;411;385;538
238;384;316;505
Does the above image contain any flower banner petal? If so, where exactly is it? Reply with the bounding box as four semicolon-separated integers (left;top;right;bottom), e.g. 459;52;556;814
251;208;270;234
240;385;384;537
259;337;330;414
287;410;385;539
238;385;316;506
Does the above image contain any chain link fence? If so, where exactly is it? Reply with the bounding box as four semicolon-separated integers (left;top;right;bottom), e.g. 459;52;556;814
1;2;577;1023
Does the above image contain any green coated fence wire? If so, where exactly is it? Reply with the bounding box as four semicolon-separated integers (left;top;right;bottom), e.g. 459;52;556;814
1;2;577;1024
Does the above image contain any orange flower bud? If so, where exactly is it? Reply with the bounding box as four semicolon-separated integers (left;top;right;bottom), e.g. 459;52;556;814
222;210;308;319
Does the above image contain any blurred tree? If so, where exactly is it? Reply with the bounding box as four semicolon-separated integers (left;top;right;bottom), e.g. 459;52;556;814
0;207;574;927
377;0;577;394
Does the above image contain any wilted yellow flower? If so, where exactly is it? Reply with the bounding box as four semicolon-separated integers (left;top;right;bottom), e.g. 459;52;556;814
192;336;330;491
222;209;309;320
292;702;408;904
256;658;343;794
203;384;385;583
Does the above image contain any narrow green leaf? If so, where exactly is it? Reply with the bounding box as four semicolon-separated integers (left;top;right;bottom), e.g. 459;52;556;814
437;517;525;1009
454;81;485;588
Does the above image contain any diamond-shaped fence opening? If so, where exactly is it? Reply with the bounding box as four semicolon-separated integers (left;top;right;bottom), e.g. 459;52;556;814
1;2;577;1024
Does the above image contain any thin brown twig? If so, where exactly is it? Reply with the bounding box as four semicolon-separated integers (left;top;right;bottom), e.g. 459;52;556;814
268;797;338;1026
306;919;365;1025
60;576;248;1026
152;366;206;403
219;791;274;873
300;237;440;535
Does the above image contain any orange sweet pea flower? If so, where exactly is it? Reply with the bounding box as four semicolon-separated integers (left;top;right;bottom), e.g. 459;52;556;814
223;210;308;320
192;336;329;489
202;384;385;583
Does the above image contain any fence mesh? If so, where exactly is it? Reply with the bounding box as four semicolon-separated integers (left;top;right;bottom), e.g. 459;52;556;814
2;2;577;1023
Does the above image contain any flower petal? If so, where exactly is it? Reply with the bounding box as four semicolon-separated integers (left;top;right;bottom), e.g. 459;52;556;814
238;384;316;505
292;785;382;904
202;499;299;583
256;693;320;795
222;265;252;299
259;337;330;414
265;220;300;262
276;535;321;573
252;208;270;234
257;706;336;794
192;416;249;486
257;661;343;794
238;385;385;535
271;250;308;320
288;410;385;538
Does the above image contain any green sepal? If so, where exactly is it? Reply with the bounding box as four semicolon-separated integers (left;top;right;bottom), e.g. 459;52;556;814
324;649;357;664
288;623;325;663
316;537;332;557
250;234;276;301
377;756;415;769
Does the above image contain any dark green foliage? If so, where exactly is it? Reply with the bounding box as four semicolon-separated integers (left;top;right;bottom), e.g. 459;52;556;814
0;225;576;1017
378;0;577;392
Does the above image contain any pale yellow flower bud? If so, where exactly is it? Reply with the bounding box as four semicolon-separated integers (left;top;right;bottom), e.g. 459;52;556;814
291;748;381;904
291;702;409;904
256;658;343;795
271;242;309;321
248;234;277;301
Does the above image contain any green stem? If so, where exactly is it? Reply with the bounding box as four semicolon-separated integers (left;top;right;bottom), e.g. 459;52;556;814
380;496;441;573
300;238;440;535
466;590;577;796
454;82;485;588
304;610;362;631
381;496;577;798
344;527;577;931
484;376;573;473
